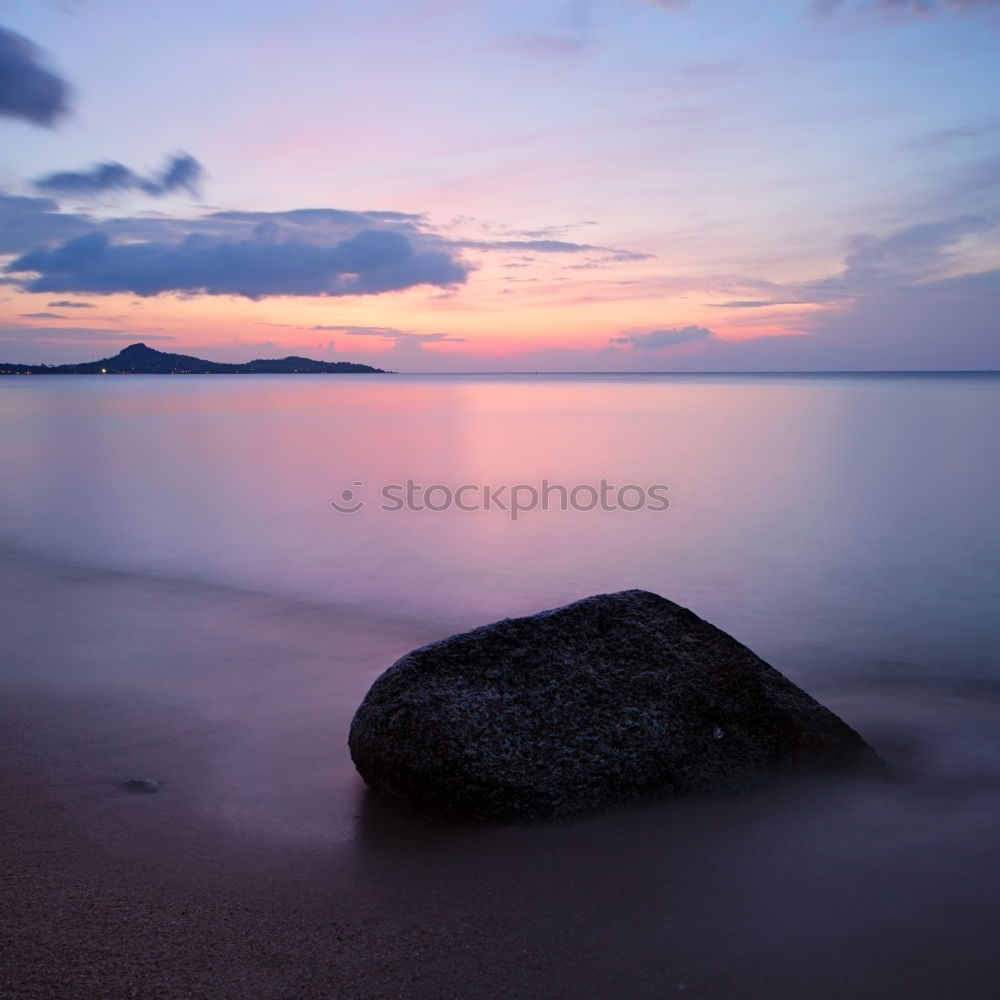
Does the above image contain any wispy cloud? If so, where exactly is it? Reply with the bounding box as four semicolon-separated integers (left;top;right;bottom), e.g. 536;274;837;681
455;237;651;263
502;1;592;55
312;324;467;344
0;325;173;343
34;153;204;199
711;215;996;311
909;123;990;148
814;0;1000;17
807;215;994;296
458;238;600;253
708;299;805;309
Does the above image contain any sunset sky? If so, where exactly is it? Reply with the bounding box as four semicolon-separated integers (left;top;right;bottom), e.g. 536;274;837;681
1;0;998;371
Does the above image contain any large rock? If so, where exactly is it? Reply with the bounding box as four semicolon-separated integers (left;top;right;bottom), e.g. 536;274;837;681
348;590;880;822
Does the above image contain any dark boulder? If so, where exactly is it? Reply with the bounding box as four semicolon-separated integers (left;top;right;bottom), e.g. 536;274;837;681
348;590;880;822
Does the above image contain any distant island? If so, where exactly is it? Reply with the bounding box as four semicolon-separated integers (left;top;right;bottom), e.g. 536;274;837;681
0;342;388;375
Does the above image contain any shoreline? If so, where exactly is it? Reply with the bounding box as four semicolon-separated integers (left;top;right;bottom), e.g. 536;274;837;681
3;556;1000;998
5;684;1000;999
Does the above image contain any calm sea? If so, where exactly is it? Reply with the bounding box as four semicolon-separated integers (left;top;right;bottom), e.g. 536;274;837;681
2;372;999;997
2;372;998;658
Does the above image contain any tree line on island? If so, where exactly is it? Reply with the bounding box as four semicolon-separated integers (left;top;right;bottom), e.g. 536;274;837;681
0;342;388;375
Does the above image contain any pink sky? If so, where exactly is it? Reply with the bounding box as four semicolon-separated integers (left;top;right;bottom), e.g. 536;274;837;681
2;0;999;370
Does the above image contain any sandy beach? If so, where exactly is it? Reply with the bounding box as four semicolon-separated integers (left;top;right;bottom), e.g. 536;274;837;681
3;553;1000;1000
3;0;999;987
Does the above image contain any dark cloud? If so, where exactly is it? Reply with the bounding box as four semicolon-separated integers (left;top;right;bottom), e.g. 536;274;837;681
18;311;64;318
35;153;204;199
0;25;70;126
0;193;92;253
47;299;94;308
610;325;716;349
7;227;470;299
0;194;469;300
155;153;202;195
1;194;651;303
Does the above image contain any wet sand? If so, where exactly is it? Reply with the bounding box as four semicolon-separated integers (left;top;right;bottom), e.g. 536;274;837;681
3;555;1000;999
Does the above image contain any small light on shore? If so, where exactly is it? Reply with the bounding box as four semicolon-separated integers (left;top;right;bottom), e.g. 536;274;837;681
101;368;107;374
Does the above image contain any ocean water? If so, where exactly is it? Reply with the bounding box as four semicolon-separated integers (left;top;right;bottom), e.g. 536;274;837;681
2;372;999;997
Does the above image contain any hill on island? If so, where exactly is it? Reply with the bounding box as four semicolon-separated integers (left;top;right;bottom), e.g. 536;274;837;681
0;342;388;375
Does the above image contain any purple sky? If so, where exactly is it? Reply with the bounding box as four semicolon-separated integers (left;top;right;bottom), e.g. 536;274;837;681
1;0;999;370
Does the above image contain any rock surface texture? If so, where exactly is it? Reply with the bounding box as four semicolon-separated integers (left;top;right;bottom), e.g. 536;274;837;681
349;590;880;822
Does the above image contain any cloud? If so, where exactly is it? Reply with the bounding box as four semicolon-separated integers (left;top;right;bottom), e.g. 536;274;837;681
799;267;1000;368
34;153;204;199
47;299;94;308
707;215;996;309
312;324;467;344
215;208;423;229
805;215;993;297
0;325;173;345
712;216;996;314
964;157;1000;193
690;267;1000;371
610;325;716;349
814;0;1000;15
18;311;65;319
0;193;93;253
459;238;601;253
0;25;71;126
5;219;471;300
1;193;655;304
455;237;651;263
708;299;805;308
502;1;592;55
312;324;403;335
911;124;988;148
0;195;469;300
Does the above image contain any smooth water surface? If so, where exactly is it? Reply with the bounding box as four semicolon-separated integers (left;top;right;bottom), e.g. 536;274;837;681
3;372;998;667
3;373;999;997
